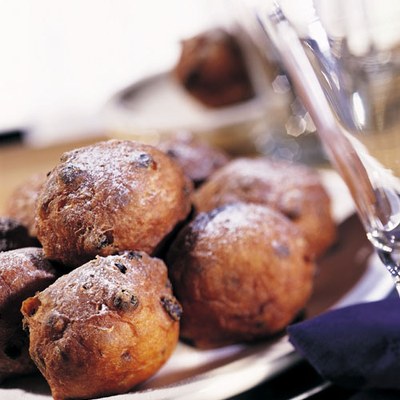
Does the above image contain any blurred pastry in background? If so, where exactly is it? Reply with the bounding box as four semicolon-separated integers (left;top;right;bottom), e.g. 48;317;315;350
5;172;47;238
158;132;230;187
193;157;336;257
174;28;255;108
167;202;314;349
0;216;40;252
0;247;57;382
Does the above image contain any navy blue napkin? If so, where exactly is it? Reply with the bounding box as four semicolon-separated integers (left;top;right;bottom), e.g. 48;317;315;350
288;295;400;390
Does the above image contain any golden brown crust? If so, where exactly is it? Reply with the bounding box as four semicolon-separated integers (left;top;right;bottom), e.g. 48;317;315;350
174;28;254;108
36;140;192;268
5;172;47;238
158;134;230;186
0;247;57;381
192;157;336;257
21;251;181;400
167;203;315;349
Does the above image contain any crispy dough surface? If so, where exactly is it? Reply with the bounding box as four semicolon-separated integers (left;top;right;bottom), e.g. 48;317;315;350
0;247;56;381
0;216;40;252
36;140;192;268
167;203;315;348
158;135;230;186
5;172;47;238
193;157;336;257
22;251;181;400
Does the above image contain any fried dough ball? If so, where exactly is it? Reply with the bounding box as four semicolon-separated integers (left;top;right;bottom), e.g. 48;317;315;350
21;251;181;400
193;158;335;257
158;133;230;187
174;28;254;107
167;203;315;349
36;140;192;268
5;172;47;238
0;216;40;251
0;247;57;382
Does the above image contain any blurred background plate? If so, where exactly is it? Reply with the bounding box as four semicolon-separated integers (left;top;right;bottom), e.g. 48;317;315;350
103;58;290;156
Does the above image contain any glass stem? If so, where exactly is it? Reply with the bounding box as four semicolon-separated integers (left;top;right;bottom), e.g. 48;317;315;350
259;3;392;235
377;249;400;281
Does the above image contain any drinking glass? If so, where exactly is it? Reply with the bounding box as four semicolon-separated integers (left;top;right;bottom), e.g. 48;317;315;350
251;1;400;289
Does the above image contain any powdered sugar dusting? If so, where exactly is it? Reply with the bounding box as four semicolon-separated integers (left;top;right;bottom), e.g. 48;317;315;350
58;140;153;208
215;157;323;189
0;248;55;280
199;203;299;244
41;252;165;321
0;248;56;309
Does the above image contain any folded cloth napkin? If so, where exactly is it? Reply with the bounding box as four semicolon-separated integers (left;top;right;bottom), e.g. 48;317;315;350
287;295;400;390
